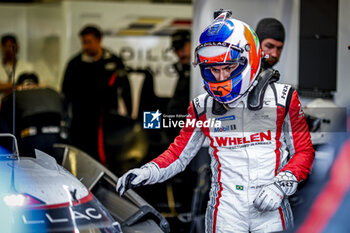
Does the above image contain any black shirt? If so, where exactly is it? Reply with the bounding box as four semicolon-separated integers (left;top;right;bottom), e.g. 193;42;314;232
62;50;132;159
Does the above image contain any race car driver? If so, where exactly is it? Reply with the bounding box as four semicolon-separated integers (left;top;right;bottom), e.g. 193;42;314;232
116;11;315;233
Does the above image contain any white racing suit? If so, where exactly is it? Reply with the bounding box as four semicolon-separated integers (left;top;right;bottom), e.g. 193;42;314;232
145;82;315;233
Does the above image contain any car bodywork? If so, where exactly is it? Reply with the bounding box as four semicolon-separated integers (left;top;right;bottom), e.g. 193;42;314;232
0;134;121;233
0;134;169;233
54;143;169;233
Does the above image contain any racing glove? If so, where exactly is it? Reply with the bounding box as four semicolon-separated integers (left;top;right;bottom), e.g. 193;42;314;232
273;171;298;196
116;163;158;196
253;171;298;212
253;182;284;212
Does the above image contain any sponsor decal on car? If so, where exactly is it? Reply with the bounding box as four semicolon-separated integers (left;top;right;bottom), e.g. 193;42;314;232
10;198;118;232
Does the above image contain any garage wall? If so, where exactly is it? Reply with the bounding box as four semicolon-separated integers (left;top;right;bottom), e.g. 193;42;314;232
0;4;29;60
0;1;192;98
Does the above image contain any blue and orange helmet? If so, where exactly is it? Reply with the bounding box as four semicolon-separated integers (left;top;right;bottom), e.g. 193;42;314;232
193;13;262;104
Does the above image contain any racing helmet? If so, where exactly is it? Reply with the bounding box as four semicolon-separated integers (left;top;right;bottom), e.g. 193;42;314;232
193;13;262;104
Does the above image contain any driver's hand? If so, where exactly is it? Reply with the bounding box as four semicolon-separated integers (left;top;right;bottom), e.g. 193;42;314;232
253;182;284;212
116;167;151;196
253;171;298;212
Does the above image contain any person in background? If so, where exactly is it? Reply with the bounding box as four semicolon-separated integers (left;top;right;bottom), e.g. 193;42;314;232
0;73;64;160
167;29;192;141
168;30;191;115
62;25;132;163
116;11;314;232
0;34;34;96
255;18;285;69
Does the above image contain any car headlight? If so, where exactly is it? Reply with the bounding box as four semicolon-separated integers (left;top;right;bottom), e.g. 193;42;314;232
3;193;44;207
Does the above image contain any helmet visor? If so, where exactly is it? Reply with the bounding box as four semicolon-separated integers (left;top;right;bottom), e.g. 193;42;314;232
193;42;243;66
195;44;247;83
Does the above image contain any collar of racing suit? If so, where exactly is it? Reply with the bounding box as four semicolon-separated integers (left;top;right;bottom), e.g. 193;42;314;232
212;91;249;115
226;91;249;109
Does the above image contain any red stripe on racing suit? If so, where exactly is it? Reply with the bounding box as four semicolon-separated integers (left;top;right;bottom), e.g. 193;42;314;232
275;105;287;230
280;90;315;182
198;112;222;233
150;101;206;181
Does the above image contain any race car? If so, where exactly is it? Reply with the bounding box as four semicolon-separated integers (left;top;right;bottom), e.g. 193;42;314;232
0;133;169;233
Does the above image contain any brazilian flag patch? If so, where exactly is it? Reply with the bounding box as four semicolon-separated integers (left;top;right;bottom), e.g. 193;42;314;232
236;185;244;191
